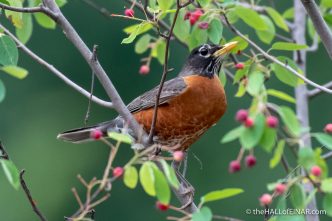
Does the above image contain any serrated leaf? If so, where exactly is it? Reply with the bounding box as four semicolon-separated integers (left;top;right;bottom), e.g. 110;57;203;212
233;6;267;30
0;34;19;66
107;132;132;144
240;114;265;149
272;42;308;51
256;15;275;44
269;140;285;168
124;166;138;189
139;162;156;196
34;13;56;29
135;34;151;54
312;133;332;150
267;89;295;103
16;13;33;44
1;65;28;79
221;126;244;143
192;207;213;221
278;106;300;137
265;7;289;32
200;188;243;204
0;79;5;103
0;159;20;190
159;159;179;189
151;163;171;204
323;193;332;217
208;18;223;44
271;57;303;87
290;184;305;209
259;126;276;153
247;72;264;96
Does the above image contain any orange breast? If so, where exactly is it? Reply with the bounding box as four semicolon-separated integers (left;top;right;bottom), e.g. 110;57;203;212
134;75;227;150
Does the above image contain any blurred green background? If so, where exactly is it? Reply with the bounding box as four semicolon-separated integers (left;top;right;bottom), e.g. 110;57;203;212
0;0;331;220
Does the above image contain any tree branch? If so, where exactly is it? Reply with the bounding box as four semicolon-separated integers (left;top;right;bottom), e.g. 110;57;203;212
222;14;332;94
42;0;147;143
300;0;332;60
0;23;113;109
308;81;332;98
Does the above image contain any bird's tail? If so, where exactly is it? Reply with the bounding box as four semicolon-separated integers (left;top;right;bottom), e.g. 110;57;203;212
57;117;124;143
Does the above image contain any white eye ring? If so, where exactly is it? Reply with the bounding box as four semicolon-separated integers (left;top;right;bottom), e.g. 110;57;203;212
198;45;210;57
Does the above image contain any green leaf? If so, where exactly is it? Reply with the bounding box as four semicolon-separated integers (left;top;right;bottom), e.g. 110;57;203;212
298;147;316;170
151;164;171;204
219;69;227;87
322;178;332;193
16;13;33;44
196;0;211;7
322;0;332;8
283;8;294;19
1;65;28;79
272;42;308;51
247;72;264;96
0;79;5;103
34;13;56;29
271;57;303;87
200;188;243;204
155;40;166;64
312;133;332;150
278;106;300;137
5;0;23;28
323;193;332;217
267;89;295;103
259;127;276;152
235;81;246;97
265;7;289;32
0;159;20;190
256;15;275;44
221;126;244;143
189;26;208;50
107;132;132;144
159;159;179;189
269;140;285;168
172;10;190;43
157;0;174;11
135;34;151;54
0;34;19;66
192;207;213;221
233;6;267;30
124;166;138;189
229;35;249;53
240;114;265;149
122;22;153;44
208;18;223;44
139;162;156;196
290;183;305;209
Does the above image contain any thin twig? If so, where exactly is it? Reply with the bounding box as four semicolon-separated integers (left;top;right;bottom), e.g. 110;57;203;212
308;81;332;98
20;170;48;221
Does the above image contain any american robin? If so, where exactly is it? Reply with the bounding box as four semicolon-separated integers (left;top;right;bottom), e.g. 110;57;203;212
57;42;237;151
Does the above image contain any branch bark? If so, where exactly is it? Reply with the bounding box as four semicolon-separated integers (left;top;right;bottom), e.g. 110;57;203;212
300;0;332;60
293;1;319;221
308;81;332;98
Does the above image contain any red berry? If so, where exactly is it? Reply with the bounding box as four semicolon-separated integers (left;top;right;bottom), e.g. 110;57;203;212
124;9;134;17
266;116;279;128
173;151;184;162
259;194;272;206
235;63;245;70
139;65;150;75
244;117;254;128
245;155;257;168
311;165;322;177
235;109;248;122
229;160;241;173
198;22;209;29
191;9;203;20
189;16;197;26
184;11;191;20
156;201;169;211
113;167;124;177
275;183;287;195
324;123;332;134
90;129;103;140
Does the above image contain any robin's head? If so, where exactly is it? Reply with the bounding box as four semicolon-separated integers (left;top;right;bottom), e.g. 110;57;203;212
179;42;237;78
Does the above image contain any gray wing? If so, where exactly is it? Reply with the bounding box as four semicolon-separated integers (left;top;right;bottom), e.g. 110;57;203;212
127;77;187;113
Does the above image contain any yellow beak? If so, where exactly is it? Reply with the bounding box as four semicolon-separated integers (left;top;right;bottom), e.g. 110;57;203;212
213;41;238;57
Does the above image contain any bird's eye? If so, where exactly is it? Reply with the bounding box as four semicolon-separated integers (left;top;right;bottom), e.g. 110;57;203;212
199;48;209;56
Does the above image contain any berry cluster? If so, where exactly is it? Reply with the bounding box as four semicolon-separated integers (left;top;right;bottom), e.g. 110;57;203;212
235;109;279;129
184;9;203;26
